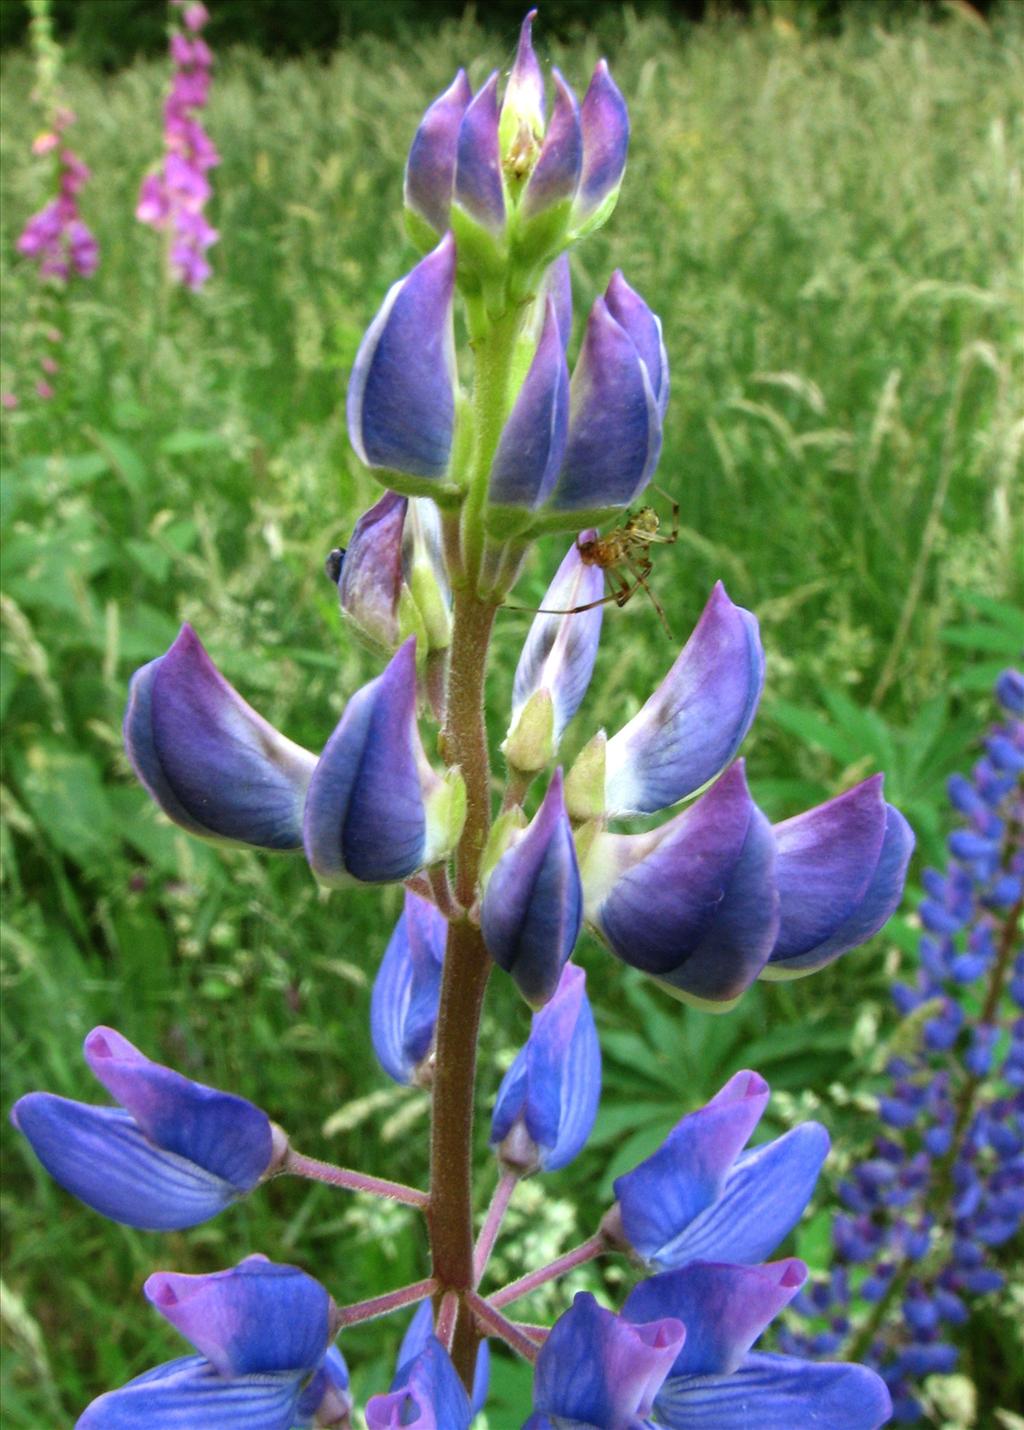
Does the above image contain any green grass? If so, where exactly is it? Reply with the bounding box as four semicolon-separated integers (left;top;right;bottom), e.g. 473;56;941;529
1;8;1022;1424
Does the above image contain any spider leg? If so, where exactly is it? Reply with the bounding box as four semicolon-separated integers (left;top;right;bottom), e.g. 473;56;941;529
505;564;635;618
650;484;680;545
625;555;673;636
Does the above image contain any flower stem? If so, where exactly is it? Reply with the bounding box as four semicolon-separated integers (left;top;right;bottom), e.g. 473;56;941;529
429;585;498;1390
488;1232;608;1309
334;1277;438;1329
474;1169;520;1284
282;1149;428;1209
466;1291;540;1363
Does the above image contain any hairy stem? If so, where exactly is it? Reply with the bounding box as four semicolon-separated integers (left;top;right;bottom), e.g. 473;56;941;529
334;1277;438;1329
466;1291;541;1363
282;1150;428;1209
488;1232;608;1310
429;585;498;1390
474;1169;520;1284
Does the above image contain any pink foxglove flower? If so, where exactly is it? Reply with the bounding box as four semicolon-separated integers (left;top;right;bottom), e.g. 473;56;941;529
137;0;219;288
16;109;98;282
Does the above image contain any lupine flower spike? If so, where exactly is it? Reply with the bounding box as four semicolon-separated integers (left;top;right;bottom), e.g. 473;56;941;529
17;13;916;1426
783;671;1023;1422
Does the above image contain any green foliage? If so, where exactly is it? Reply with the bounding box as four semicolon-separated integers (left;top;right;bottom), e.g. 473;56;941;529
1;7;1022;1422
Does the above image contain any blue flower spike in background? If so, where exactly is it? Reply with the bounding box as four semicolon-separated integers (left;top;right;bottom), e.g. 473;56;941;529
782;671;1023;1423
20;6;1004;1426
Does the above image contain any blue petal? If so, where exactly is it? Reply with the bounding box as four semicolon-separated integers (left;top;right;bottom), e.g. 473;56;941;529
604;270;668;415
652;1352;892;1430
83;1027;272;1190
405;70;472;235
336;490;408;651
573;61;629;226
304;639;428;884
489;299;570;509
503;10;545;133
592;764;779;1005
764;802;914;978
396;1305;490;1418
613;1071;769;1262
76;1355;304;1430
124;625;315;851
522;70;582;219
370;891;447;1084
490;964;601;1172
347;235;457;480
604;583;763;817
145;1258;332;1378
531;1293;683;1427
526;964;601;1170
510;536;604;742
455;72;506;233
295;1346;351;1424
368;1336;472;1430
623;1260;807;1376
651;1123;830;1269
550;297;661;513
12;1097;237;1230
546;254;573;348
482;769;582;1007
769;777;887;961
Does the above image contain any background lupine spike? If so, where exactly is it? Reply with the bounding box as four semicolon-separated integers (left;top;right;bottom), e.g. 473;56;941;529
781;671;1023;1421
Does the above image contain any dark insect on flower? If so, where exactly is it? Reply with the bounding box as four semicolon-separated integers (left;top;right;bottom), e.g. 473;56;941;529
324;547;346;584
515;487;680;633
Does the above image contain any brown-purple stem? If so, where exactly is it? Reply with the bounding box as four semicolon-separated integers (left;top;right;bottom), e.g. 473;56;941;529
334;1277;438;1329
429;585;499;1390
282;1150;428;1209
488;1231;608;1310
466;1291;541;1363
474;1168;520;1284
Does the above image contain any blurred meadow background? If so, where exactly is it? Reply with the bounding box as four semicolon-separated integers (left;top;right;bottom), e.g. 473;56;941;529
1;1;1022;1424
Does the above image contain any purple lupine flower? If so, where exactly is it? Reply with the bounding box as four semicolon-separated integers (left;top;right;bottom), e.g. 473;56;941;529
525;1291;685;1430
370;890;447;1086
784;672;1024;1421
303;638;466;885
403;11;628;267
481;768;582;1007
576;581;764;820
490;962;601;1173
123;623;317;851
580;762;779;1008
546;281;664;517
365;1335;471;1430
761;776;915;980
12;1028;283;1230
605;1070;830;1270
330;490;451;658
76;1255;344;1429
346;234;459;489
527;1275;891;1430
504;533;604;773
487;298;570;516
396;1302;490;1418
580;765;910;1008
137;0;219;288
